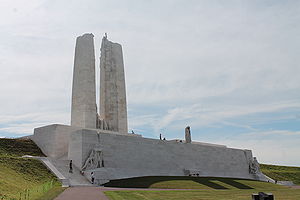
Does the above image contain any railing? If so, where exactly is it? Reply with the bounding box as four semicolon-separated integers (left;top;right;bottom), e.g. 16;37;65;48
0;180;55;200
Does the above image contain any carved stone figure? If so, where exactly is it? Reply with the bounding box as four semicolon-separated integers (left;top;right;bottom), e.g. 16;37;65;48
96;115;110;130
82;148;103;171
249;157;260;174
185;126;191;143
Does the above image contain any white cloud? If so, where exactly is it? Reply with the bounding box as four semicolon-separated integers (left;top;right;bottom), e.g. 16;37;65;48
207;130;300;166
0;112;69;135
0;0;299;165
155;100;300;131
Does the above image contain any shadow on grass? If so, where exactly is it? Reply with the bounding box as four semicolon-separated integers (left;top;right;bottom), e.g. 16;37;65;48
104;176;256;189
193;179;228;189
220;179;253;189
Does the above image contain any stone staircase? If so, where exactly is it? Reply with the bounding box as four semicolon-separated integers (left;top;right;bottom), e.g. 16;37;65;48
37;157;93;187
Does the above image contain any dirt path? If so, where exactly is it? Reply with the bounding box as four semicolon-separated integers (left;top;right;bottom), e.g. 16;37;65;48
54;187;109;200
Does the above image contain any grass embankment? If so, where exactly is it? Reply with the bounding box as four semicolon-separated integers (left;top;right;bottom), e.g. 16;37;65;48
105;188;300;200
104;176;300;200
104;165;300;200
0;138;64;200
261;164;300;185
104;163;300;189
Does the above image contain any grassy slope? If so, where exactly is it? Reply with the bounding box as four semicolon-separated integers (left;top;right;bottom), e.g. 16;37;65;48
105;164;300;200
105;188;300;200
0;138;63;199
261;164;300;184
35;187;65;200
104;176;300;200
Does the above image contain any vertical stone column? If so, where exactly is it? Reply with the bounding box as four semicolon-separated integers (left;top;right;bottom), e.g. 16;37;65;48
99;36;128;134
71;33;97;129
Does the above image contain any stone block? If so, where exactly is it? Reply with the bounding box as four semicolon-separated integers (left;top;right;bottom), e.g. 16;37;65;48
68;129;265;181
32;124;79;158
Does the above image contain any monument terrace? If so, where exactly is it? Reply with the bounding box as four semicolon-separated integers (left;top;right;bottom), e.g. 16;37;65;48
31;33;268;186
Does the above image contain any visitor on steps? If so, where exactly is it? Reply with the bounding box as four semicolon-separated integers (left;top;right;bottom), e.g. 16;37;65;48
91;172;95;184
69;160;73;173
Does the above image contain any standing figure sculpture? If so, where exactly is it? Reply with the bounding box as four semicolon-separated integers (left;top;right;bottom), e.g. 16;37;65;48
185;126;192;143
249;157;260;174
82;148;104;171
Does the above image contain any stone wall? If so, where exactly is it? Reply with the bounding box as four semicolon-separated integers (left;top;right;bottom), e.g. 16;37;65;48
69;129;261;181
32;124;79;158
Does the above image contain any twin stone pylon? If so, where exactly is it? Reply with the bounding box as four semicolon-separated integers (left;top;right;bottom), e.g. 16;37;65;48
71;33;128;134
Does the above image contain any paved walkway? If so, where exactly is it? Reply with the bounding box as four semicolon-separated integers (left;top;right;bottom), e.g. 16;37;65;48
55;187;109;200
290;185;300;189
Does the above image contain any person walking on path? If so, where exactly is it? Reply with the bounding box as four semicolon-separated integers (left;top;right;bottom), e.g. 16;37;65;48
69;160;73;173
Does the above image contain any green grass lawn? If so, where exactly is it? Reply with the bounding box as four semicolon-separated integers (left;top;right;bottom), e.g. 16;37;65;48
0;138;63;200
261;164;300;184
105;188;300;200
104;170;300;200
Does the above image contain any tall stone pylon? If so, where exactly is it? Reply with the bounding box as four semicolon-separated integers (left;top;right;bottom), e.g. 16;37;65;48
99;35;128;134
71;33;97;129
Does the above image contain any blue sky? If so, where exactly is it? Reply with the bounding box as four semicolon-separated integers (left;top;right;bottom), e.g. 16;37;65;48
0;0;299;166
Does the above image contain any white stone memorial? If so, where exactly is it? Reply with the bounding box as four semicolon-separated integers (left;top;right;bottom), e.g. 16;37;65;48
32;33;268;185
71;33;97;129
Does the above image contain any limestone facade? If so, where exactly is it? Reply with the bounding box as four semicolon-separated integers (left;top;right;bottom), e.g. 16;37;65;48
68;129;266;184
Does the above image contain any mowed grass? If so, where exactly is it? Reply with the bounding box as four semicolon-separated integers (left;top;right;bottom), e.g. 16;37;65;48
261;164;300;185
105;188;300;200
35;186;65;200
0;138;63;199
104;173;300;200
104;177;300;200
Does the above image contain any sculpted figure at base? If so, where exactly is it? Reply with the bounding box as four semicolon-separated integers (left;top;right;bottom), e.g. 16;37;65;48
249;157;260;174
185;126;192;143
96;116;110;130
82;148;104;171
